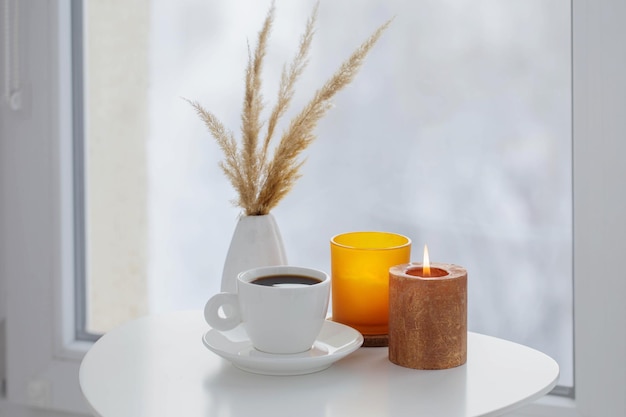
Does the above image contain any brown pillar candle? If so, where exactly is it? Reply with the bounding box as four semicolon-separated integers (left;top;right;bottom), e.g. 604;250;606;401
388;260;467;370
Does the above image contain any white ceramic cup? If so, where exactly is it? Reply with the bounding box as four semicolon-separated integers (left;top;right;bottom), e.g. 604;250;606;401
204;265;330;354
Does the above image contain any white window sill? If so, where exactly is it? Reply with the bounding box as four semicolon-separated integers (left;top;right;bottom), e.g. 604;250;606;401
0;398;89;417
55;340;92;362
511;395;580;417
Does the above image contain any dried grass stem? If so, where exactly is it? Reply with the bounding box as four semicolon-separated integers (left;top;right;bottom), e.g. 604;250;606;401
190;3;391;215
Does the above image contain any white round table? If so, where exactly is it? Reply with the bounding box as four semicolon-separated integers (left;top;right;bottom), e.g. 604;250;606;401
79;311;559;417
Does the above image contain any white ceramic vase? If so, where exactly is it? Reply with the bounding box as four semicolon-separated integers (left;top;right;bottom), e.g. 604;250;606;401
221;213;288;293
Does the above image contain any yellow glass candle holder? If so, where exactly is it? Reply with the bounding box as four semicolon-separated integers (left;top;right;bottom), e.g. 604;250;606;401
330;232;411;343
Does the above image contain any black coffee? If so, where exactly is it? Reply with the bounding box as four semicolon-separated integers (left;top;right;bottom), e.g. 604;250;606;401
251;274;322;287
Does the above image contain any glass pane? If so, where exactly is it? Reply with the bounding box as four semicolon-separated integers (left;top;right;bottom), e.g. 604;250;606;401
82;0;572;388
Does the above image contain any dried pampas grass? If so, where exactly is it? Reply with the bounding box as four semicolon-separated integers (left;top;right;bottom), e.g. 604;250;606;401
188;2;391;215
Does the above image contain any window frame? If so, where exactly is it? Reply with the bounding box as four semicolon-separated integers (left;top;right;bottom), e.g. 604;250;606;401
1;0;92;414
1;0;624;415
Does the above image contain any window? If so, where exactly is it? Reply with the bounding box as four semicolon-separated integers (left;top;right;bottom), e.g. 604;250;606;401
80;0;573;390
1;1;624;416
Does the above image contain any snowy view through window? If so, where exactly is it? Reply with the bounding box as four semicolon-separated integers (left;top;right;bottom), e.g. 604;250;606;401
86;0;572;387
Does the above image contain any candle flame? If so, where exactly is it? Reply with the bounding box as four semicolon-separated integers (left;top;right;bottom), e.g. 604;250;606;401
423;244;431;277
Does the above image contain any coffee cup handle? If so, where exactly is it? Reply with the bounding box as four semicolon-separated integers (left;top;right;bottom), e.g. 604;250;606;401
204;293;241;331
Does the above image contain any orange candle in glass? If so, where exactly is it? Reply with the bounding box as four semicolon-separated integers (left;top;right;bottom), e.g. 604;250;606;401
331;232;411;345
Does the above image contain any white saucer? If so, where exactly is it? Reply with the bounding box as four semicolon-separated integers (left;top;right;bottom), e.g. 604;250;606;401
202;320;364;375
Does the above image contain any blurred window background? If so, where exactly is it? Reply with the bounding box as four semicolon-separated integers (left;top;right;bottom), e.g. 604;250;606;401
79;0;572;390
